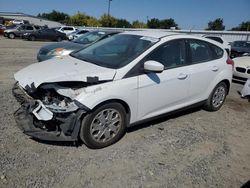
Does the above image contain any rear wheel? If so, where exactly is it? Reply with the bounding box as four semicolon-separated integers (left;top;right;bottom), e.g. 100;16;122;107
80;103;127;149
29;35;36;41
8;33;15;39
56;36;62;42
203;82;228;111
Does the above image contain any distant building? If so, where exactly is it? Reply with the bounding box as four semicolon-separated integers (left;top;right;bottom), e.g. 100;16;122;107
0;12;63;27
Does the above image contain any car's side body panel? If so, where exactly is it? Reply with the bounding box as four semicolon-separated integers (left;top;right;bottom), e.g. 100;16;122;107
75;77;139;123
137;67;190;121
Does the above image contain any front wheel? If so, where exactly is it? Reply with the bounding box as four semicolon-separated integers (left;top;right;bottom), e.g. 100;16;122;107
203;82;228;111
80;103;127;149
8;33;15;39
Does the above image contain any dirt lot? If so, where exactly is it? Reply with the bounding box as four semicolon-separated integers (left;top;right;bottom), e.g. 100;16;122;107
0;36;249;188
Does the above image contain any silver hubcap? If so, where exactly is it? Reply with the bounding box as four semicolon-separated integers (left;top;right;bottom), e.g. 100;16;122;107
212;86;226;108
90;108;122;143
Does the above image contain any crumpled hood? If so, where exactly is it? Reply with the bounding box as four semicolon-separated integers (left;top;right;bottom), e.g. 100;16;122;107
14;56;116;88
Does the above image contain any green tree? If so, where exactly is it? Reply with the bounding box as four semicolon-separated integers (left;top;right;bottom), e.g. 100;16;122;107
115;19;131;28
231;21;250;31
147;18;161;28
132;20;147;28
37;10;69;22
99;14;117;27
86;17;101;27
68;12;90;26
206;18;225;30
160;18;179;29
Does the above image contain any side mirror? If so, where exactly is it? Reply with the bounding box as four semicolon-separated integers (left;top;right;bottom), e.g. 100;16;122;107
144;60;164;73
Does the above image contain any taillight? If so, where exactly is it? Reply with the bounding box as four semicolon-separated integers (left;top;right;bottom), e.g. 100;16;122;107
226;57;234;68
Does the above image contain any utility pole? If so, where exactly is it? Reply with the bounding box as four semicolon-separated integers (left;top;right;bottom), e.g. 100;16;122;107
108;0;112;27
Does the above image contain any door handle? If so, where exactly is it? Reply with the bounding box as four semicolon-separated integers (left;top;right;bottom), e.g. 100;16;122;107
212;66;219;72
178;73;188;80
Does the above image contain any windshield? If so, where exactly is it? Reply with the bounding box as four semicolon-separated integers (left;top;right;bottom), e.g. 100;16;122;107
73;31;107;45
71;34;158;69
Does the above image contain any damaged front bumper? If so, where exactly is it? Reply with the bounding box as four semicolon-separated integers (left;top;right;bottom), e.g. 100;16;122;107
12;83;87;141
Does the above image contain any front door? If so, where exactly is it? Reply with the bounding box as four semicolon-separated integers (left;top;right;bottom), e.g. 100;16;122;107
137;39;191;120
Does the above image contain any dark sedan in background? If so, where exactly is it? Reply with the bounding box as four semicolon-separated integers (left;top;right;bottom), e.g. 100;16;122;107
231;41;250;58
37;30;120;62
23;28;68;42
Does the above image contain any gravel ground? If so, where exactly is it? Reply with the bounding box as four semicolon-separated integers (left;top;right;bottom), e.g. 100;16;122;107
0;36;250;188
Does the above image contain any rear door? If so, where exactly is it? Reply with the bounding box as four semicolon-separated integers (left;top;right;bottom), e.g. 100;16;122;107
41;29;56;40
137;39;191;120
186;39;224;102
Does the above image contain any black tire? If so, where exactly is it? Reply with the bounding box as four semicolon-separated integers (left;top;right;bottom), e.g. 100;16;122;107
29;35;36;41
56;36;62;42
80;102;127;149
8;33;15;39
203;82;228;111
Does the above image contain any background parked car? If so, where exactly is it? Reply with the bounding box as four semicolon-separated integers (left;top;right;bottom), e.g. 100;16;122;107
232;55;250;83
57;26;78;35
4;24;39;39
37;30;120;62
12;19;25;25
203;35;231;55
67;29;90;40
0;24;6;35
230;41;250;58
23;28;68;42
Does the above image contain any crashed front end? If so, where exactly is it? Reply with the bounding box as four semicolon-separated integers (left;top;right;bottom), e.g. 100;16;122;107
12;82;89;141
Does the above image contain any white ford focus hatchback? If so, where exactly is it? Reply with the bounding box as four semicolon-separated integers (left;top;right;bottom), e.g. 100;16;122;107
13;31;233;148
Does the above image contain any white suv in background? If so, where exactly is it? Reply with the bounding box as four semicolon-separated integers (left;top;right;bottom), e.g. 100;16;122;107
204;35;231;55
57;26;77;35
13;31;233;148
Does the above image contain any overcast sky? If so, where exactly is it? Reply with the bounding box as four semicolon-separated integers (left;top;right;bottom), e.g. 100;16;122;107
0;0;249;29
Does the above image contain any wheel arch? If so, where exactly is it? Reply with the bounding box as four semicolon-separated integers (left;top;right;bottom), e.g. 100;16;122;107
220;79;231;95
8;32;16;37
90;99;131;126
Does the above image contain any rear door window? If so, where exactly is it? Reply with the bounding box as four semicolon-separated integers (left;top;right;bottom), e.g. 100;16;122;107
26;26;34;30
187;39;213;64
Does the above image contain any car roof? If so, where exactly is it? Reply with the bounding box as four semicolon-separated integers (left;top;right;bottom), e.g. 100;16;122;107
121;30;178;39
233;40;249;43
88;30;121;35
203;35;223;39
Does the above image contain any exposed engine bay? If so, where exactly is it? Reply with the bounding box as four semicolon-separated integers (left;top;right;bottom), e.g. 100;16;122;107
12;81;94;141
